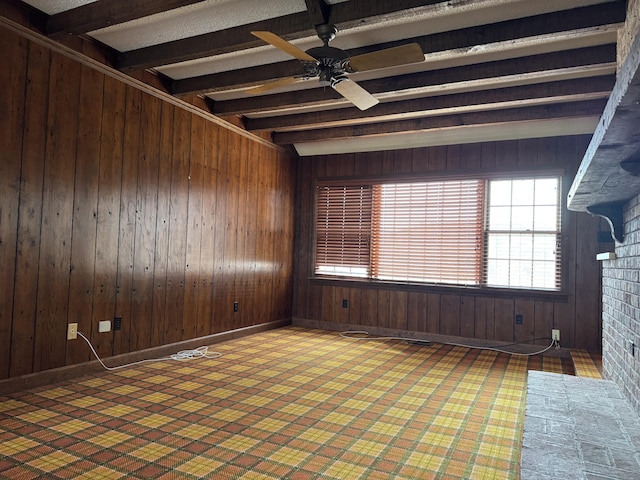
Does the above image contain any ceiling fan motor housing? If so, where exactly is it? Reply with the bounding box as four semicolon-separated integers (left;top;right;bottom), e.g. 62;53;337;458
304;45;349;85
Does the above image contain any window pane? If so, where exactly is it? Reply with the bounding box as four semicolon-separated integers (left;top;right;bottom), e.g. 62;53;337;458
489;206;511;230
534;178;558;205
489;180;512;206
512;179;534;205
533;206;557;230
511;206;534;231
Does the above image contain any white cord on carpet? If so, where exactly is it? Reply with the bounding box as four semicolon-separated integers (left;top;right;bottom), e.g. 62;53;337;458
77;332;222;371
339;330;558;356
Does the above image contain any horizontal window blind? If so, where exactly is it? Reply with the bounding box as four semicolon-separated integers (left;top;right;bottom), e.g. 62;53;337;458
315;185;372;278
371;180;485;284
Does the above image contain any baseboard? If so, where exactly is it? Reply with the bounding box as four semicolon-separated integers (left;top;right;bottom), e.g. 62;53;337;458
0;319;291;395
292;317;571;358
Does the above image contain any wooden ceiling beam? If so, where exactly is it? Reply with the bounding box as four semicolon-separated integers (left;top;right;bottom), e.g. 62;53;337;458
210;44;616;115
271;99;608;144
116;0;444;72
170;0;623;97
304;0;330;27
245;76;615;132
45;0;206;39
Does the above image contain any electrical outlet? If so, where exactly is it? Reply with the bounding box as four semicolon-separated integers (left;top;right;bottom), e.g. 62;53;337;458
552;329;560;342
67;323;78;340
515;314;523;325
233;301;239;313
342;299;348;308
113;316;122;331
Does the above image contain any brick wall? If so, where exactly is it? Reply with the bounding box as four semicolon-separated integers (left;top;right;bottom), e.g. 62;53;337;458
618;0;640;67
602;194;640;417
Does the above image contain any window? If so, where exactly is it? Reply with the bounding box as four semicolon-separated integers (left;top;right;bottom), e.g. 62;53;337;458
315;174;562;291
484;178;561;289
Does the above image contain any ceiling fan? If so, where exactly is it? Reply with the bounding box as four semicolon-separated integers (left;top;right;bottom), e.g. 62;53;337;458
249;23;424;111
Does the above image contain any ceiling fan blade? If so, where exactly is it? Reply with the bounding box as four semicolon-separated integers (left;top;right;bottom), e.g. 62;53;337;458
348;43;424;72
332;78;379;111
246;77;304;94
251;31;316;62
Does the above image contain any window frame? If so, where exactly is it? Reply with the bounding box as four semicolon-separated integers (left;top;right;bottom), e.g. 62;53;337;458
312;169;567;297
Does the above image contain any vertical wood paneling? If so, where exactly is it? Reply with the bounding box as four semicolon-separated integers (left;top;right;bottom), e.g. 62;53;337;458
555;136;578;347
33;51;80;371
411;147;430;173
223;131;240;331
574;148;601;350
493;298;514;342
430;146;447;171
348;288;361;326
0;30;27;378
514;299;535;344
151;102;174;347
321;285;335;323
253;144;272;322
113;85;141;356
164;106;190;342
211;126;228;333
534;301;554;345
1;30;296;379
9;40;49;377
440;294;460;336
481;142;497;169
197;120;217;336
426;294;440;333
446;144;461;170
407;292;427;332
360;289;377;326
235;138;250;327
92;76;126;358
389;291;408;330
394;150;412;174
460;296;475;338
474;297;494;340
377;290;391;328
183;115;205;339
335;287;350;324
130;92;161;351
66;59;103;365
495;140;517;168
460;144;482;170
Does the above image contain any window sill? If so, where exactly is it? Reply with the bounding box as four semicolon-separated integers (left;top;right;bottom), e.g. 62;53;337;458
310;276;570;302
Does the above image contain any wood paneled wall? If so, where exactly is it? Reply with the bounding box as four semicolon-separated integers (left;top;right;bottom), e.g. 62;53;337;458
0;27;295;379
293;138;605;350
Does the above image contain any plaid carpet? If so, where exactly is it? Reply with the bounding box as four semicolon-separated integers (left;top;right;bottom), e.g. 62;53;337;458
0;327;573;479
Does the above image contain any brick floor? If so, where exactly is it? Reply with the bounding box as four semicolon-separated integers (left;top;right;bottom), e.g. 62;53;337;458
521;371;640;480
